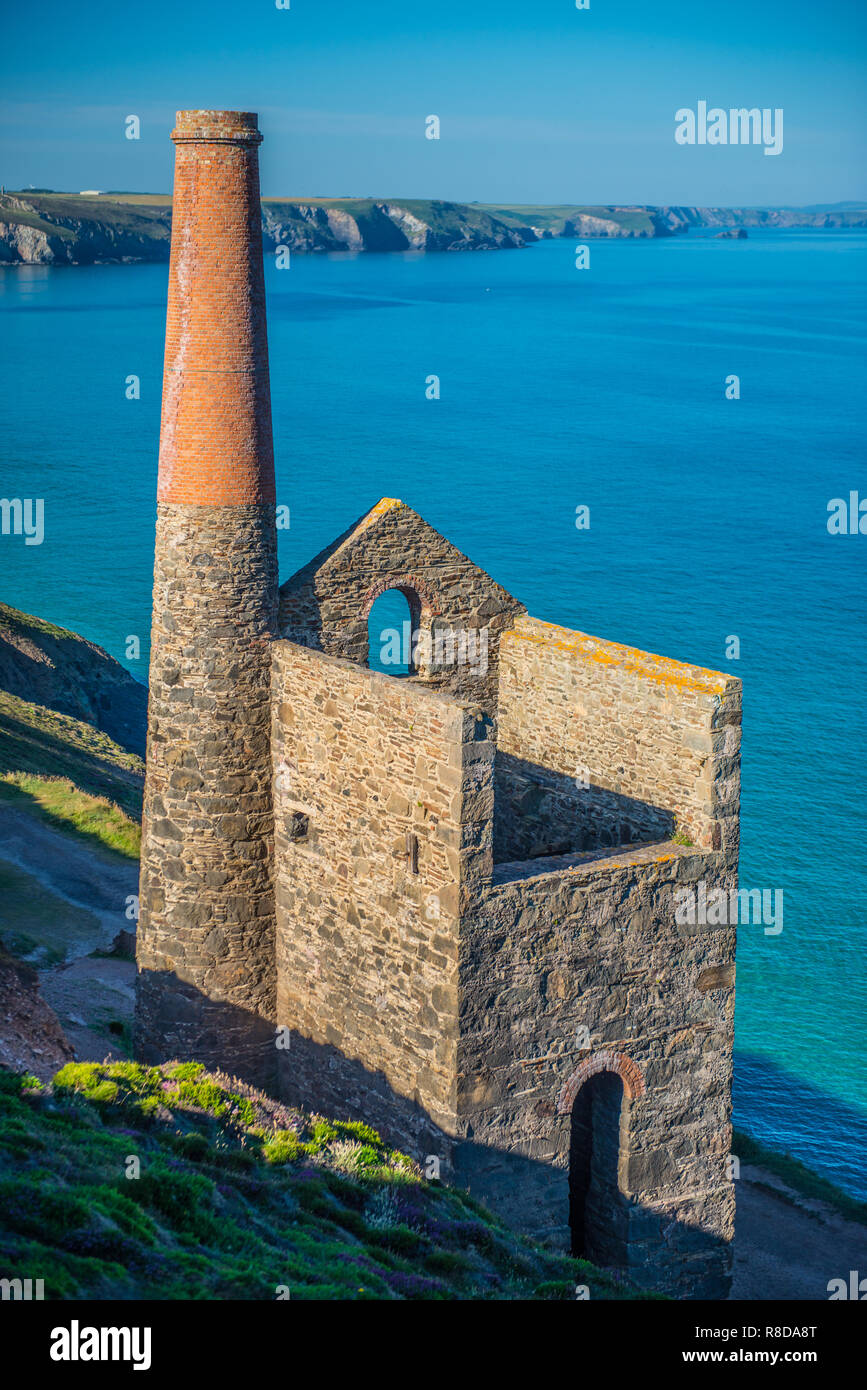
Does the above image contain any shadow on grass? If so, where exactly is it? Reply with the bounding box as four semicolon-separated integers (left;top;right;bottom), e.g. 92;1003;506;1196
0;698;143;821
0;774;140;863
135;970;734;1300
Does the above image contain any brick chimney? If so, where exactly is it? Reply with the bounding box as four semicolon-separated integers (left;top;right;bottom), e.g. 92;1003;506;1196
135;110;278;1087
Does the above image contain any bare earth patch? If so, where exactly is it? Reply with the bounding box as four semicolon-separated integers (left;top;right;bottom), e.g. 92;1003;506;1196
40;954;135;1064
0;805;137;964
731;1167;867;1300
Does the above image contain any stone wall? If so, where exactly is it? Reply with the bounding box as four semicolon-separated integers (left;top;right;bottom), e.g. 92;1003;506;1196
136;111;279;1090
136;503;278;1086
494;613;742;862
455;841;737;1299
278;498;525;718
271;638;493;1153
269;625;739;1297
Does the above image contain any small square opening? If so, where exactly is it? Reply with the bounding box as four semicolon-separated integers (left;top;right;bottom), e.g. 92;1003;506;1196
288;810;310;842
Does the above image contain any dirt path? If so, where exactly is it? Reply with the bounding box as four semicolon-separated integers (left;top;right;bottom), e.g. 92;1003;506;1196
731;1165;867;1300
0;805;137;963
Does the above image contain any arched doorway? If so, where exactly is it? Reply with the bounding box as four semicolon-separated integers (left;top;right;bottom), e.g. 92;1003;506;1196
568;1070;630;1266
367;588;417;676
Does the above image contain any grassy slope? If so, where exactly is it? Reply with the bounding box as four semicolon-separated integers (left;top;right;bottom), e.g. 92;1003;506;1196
0;709;140;958
0;855;103;967
732;1128;867;1227
2;192;655;240
0;686;143;848
478;203;658;234
0;1061;653;1301
0;773;140;860
0;689;142;804
0;192;170;236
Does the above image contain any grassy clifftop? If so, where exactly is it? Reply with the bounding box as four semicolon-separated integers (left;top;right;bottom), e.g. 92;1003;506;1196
0;603;147;760
0;604;142;997
9;191;863;264
0;693;143;822
0;1061;653;1301
0;601;145;849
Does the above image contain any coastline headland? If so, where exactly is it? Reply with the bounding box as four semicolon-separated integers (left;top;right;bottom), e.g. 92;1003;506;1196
1;191;865;265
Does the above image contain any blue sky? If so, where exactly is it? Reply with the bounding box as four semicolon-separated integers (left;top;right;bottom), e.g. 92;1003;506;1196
1;0;865;204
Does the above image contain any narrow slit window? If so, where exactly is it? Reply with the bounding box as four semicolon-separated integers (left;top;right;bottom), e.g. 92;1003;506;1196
406;832;419;874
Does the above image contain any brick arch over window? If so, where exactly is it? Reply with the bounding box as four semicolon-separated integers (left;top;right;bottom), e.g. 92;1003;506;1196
362;574;441;678
556;1051;645;1114
361;572;441;621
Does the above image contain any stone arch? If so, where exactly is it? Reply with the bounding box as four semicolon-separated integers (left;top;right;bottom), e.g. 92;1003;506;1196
362;573;441;678
558;1052;643;1265
556;1050;645;1114
360;572;441;621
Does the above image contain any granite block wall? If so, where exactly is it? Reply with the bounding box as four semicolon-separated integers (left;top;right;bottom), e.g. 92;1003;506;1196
136;504;278;1085
271;638;493;1152
455;841;737;1298
278;498;525;717
494;613;742;863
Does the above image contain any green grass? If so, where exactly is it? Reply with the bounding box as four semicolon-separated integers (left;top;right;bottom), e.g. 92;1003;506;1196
732;1128;867;1227
1;192;171;236
476;204;660;235
0;773;140;860
0;1062;656;1301
0;604;78;644
0;690;143;820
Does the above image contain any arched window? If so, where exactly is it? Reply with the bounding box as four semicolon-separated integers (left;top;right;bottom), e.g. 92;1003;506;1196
367;588;415;676
569;1071;630;1266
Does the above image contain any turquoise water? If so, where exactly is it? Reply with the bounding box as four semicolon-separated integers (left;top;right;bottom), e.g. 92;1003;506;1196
1;232;865;1196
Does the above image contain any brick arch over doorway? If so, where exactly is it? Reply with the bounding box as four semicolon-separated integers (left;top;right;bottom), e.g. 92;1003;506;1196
556;1050;645;1114
558;1051;644;1267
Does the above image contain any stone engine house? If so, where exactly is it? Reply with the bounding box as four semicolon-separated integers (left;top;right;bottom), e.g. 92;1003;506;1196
136;111;743;1300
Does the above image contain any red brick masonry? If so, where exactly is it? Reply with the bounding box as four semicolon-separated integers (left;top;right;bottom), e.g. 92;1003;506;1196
557;1051;646;1111
157;110;275;506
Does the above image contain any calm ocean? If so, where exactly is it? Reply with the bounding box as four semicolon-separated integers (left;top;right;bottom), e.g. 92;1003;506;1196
1;230;865;1196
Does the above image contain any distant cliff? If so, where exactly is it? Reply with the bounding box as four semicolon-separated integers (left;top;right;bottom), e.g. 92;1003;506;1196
0;194;528;264
0;194;173;265
260;198;529;253
1;191;865;264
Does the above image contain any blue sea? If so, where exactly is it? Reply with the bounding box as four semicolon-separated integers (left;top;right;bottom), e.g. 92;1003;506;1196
1;231;865;1197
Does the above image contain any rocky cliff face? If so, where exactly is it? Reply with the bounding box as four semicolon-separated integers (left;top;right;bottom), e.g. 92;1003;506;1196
0;195;172;265
260;198;528;253
654;205;867;232
2;192;864;265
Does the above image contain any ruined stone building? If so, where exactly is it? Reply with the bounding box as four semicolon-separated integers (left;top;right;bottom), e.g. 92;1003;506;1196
136;112;743;1299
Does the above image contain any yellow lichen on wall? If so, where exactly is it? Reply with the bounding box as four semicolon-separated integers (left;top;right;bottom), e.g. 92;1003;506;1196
506;613;735;698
